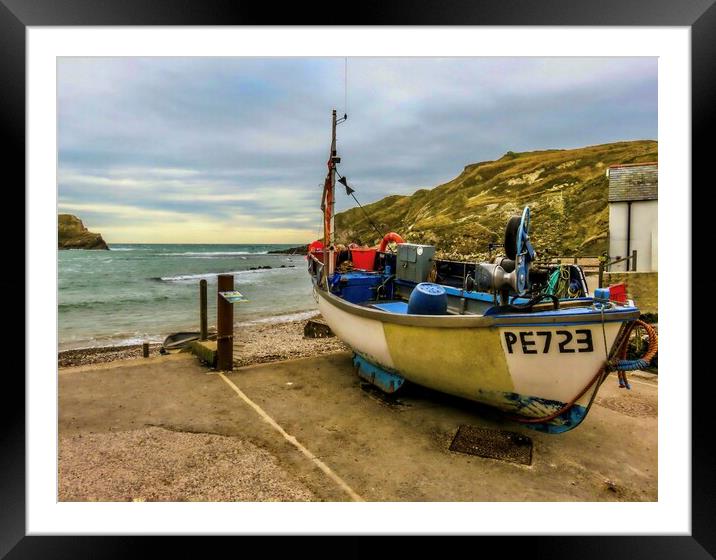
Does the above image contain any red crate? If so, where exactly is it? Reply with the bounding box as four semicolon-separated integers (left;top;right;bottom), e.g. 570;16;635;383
609;282;628;303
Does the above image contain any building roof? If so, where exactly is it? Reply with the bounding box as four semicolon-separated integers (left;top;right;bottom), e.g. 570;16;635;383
607;162;658;202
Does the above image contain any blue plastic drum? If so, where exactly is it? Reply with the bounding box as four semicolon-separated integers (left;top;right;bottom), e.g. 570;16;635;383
407;283;448;315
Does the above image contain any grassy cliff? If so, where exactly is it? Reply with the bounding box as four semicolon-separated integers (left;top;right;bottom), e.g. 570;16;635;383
335;140;657;260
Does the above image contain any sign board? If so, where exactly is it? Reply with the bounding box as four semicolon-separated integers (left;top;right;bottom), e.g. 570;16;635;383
219;290;248;304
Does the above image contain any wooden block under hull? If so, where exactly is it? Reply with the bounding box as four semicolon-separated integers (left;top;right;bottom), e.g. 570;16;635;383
353;353;405;394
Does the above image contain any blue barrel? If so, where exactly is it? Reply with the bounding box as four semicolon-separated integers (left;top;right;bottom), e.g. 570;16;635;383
407;283;448;315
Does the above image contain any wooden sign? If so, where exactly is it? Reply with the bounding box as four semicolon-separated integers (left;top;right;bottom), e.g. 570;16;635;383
219;290;248;304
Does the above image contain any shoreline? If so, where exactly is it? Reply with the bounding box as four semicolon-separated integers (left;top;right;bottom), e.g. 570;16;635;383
58;315;347;369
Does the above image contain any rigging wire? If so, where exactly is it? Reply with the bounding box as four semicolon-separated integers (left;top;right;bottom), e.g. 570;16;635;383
348;191;384;240
336;169;383;240
344;57;348;117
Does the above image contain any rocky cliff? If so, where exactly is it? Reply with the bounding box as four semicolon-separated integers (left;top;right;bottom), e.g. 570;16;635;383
268;245;308;255
58;214;109;250
335;140;657;260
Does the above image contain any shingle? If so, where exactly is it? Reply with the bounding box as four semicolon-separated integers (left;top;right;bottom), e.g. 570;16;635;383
608;163;658;202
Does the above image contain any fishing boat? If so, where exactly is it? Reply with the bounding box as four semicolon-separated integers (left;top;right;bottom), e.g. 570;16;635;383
307;110;657;433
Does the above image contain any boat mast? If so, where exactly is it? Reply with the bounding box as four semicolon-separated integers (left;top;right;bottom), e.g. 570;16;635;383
329;108;337;254
322;109;338;282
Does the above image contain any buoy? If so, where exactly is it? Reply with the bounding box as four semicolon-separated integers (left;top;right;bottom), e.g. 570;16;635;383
407;283;448;315
378;232;405;253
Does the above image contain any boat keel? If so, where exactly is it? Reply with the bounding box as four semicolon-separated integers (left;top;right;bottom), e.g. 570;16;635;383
500;392;589;434
353;353;406;394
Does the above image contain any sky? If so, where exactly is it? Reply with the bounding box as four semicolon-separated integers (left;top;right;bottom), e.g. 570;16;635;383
58;57;657;244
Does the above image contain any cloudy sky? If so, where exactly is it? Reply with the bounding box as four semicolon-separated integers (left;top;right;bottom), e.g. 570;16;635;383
58;57;657;244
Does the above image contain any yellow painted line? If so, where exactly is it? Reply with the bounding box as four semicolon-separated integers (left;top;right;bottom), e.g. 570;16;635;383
217;372;364;502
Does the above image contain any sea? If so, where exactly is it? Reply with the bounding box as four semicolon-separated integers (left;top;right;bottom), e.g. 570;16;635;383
58;244;318;350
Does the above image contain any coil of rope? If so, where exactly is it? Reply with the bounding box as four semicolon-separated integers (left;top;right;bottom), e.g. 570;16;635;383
546;264;582;299
546;265;570;298
507;318;657;425
610;320;658;371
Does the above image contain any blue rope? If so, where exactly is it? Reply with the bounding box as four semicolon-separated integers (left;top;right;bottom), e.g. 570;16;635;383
613;358;649;371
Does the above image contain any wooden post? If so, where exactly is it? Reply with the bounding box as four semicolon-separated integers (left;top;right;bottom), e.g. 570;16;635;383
199;279;208;341
217;274;234;371
142;342;149;358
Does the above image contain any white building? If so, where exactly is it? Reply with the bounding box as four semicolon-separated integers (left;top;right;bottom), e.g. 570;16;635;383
607;162;658;272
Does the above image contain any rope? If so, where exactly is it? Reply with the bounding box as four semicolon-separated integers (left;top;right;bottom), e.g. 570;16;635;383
497;292;560;313
349;191;384;239
507;318;657;425
546;265;575;298
335;168;384;240
610;320;658;371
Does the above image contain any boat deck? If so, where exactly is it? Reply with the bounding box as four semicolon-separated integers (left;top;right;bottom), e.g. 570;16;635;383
370;301;409;314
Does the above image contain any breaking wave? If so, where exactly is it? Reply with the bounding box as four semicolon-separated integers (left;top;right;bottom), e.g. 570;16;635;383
157;267;295;283
240;309;320;325
160;251;269;257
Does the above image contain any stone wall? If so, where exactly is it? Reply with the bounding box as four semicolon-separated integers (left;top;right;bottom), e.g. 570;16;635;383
603;271;658;314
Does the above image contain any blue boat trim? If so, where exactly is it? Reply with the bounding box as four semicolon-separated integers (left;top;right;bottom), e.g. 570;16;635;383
353;353;406;394
500;392;589;434
371;301;409;314
489;305;638;319
495;320;626;327
316;285;639;329
393;278;636;321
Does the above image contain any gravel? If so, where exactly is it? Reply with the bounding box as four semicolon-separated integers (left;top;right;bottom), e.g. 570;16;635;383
232;318;347;368
58;318;348;502
58;316;348;369
59;427;316;502
58;343;164;368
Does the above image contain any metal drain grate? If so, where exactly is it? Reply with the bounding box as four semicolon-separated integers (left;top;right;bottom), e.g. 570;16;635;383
595;396;657;418
449;425;533;465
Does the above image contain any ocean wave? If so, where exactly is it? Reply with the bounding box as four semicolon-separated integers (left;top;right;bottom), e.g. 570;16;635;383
158;267;296;283
60;295;171;309
59;333;166;351
241;309;319;325
60;309;319;350
159;251;270;257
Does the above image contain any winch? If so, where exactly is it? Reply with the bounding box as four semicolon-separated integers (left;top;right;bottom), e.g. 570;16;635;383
471;207;536;299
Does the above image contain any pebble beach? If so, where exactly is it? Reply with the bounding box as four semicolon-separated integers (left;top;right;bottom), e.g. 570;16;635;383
58;316;348;369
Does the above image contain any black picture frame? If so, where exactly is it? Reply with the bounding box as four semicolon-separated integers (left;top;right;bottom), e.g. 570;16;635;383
4;0;706;557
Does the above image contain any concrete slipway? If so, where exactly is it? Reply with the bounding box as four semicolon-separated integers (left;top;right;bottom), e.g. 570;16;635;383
59;352;657;502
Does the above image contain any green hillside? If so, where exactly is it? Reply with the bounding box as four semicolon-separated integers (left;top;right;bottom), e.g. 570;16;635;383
335;140;657;260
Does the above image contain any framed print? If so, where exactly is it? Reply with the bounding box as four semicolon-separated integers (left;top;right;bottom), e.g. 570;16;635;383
5;0;709;556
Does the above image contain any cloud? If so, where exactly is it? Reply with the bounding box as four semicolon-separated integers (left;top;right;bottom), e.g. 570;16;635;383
58;57;657;242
